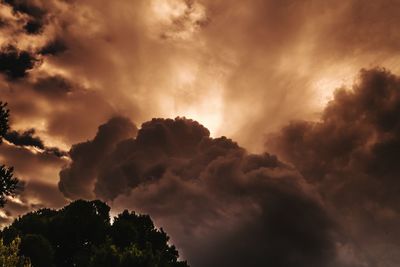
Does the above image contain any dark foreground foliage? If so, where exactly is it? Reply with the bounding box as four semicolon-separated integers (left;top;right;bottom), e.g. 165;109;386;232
0;237;31;267
1;200;189;267
0;102;20;207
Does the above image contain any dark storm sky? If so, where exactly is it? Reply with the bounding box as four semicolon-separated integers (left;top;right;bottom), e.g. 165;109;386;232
1;1;400;266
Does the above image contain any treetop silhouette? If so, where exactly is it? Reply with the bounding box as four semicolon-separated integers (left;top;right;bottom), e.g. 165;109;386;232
1;199;189;267
0;102;20;207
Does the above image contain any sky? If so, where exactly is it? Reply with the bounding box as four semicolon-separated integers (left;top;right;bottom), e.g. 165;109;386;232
1;0;400;266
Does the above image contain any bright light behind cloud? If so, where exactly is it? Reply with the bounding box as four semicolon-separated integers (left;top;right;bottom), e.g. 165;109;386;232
158;63;225;136
311;68;356;110
148;0;207;40
174;84;224;137
151;0;187;21
312;78;341;107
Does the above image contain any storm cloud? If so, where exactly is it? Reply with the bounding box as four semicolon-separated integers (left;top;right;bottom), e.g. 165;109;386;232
0;46;38;80
59;117;347;267
0;0;400;266
5;128;44;149
4;128;67;158
2;0;400;151
3;0;47;35
56;68;400;266
59;116;138;199
267;68;400;266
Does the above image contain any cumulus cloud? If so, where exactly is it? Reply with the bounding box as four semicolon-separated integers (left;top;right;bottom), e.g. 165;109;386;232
57;68;400;265
0;0;400;266
59;116;138;199
267;68;400;266
59;117;348;267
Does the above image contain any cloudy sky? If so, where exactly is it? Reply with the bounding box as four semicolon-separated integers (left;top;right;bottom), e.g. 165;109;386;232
1;0;400;266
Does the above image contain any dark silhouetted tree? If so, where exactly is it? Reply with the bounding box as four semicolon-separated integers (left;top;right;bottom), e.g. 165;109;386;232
19;234;54;267
0;102;9;139
0;102;20;207
1;200;189;267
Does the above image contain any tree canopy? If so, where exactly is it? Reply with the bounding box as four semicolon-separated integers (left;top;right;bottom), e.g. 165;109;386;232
1;200;189;267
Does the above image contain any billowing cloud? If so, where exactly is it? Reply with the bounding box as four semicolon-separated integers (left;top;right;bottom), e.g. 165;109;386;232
58;68;400;265
0;0;399;266
267;68;400;266
59;117;350;267
59;116;138;199
2;0;400;150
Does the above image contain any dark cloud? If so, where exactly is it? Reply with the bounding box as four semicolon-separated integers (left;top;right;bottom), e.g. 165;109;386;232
267;68;400;189
43;147;67;158
3;0;47;35
58;116;138;199
33;75;71;97
23;19;43;34
0;46;38;80
39;38;68;56
0;0;399;266
5;129;44;149
94;117;213;200
189;177;334;267
3;0;46;20
59;117;346;267
267;68;400;265
4;128;67;157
